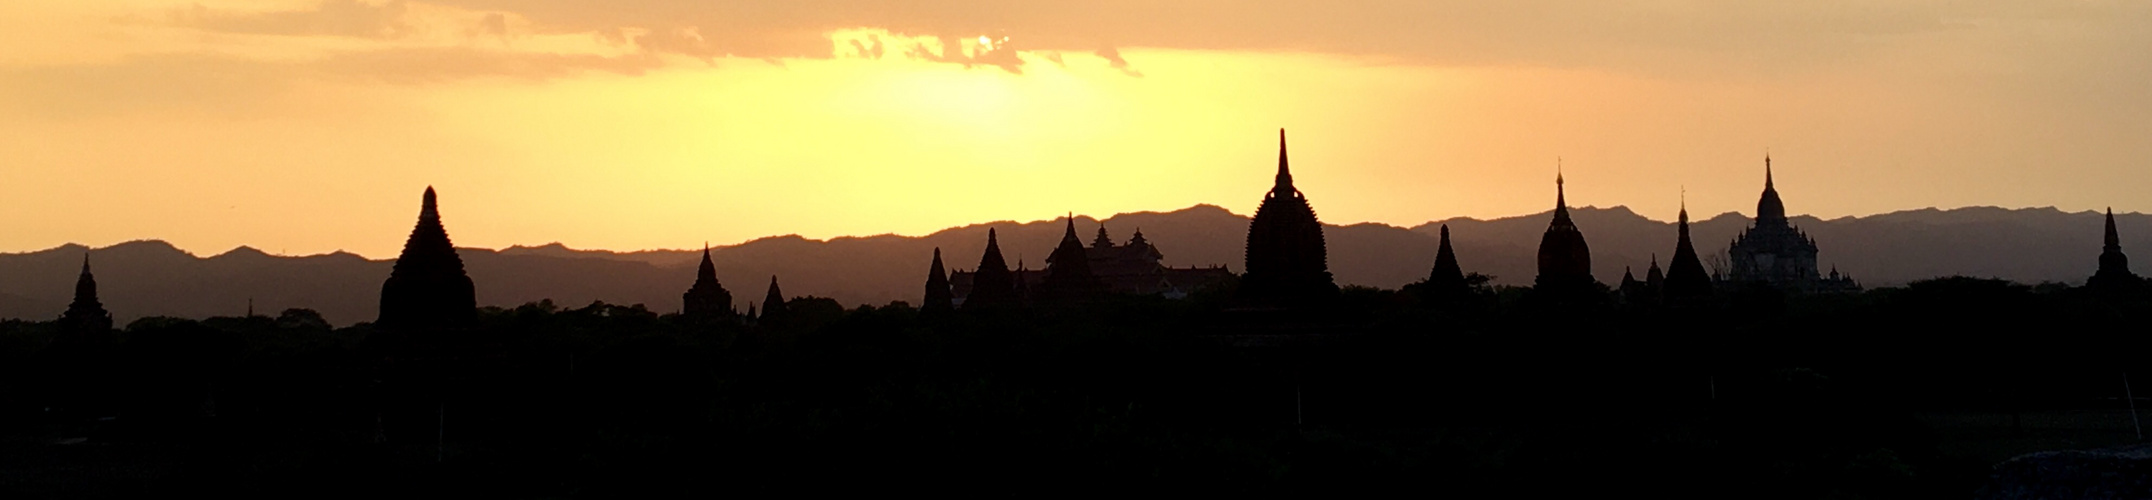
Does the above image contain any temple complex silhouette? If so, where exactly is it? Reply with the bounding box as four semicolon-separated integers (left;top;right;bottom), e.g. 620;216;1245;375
1720;156;1859;293
1237;129;1339;307
1037;217;1107;302
376;187;476;329
947;223;1234;306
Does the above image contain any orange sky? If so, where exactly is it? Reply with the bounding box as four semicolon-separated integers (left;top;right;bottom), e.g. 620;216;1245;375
2;1;2147;258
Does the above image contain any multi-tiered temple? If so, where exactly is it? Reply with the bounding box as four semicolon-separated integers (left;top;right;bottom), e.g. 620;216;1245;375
949;222;1234;304
2087;207;2141;290
1238;129;1339;306
1722;157;1858;293
1534;171;1595;293
377;187;478;328
681;245;735;320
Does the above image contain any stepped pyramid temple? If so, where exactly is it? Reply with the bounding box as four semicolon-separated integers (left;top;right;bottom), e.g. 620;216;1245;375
681;245;735;319
1239;129;1339;306
1534;170;1595;292
1723;156;1859;293
378;187;477;328
59;255;112;335
922;248;955;314
1664;199;1715;300
2088;208;2141;289
949;223;1233;303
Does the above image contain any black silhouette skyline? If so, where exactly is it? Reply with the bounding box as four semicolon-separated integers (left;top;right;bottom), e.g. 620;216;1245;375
4;131;2150;498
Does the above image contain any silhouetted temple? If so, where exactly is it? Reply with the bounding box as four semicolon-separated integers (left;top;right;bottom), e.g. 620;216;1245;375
681;245;735;319
1663;200;1715;300
1238;129;1338;306
922;248;954;314
1620;257;1663;306
58;255;112;335
760;276;789;320
950;224;1232;303
1037;217;1106;302
961;229;1019;310
377;187;477;328
1418;224;1471;299
2088;207;2141;289
1722;157;1859;293
1535;171;1595;292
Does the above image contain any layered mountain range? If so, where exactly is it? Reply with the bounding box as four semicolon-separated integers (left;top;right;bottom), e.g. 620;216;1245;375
0;205;2138;326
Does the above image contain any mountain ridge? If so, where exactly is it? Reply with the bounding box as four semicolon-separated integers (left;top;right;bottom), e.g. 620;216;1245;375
0;204;2138;326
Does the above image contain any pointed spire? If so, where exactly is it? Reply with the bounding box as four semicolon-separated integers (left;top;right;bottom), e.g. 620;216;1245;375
1755;155;1788;224
1062;214;1080;244
1272;128;1295;198
1764;154;1774;190
683;241;733;319
2106;207;2121;251
760;275;787;320
1429;224;1463;288
1665;193;1713;299
380;186;476;328
62;252;110;333
1551;161;1572;224
1093;222;1113;249
965;228;1017;310
924;248;953;313
697;243;717;282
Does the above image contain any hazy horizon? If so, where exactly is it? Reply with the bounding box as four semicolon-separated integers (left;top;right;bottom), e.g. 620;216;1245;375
4;1;2147;259
7;201;2131;261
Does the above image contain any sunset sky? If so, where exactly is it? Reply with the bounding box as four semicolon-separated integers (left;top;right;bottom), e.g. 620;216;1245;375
3;1;2147;258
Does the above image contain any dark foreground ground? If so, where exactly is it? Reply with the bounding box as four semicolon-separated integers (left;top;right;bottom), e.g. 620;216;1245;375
5;280;2151;498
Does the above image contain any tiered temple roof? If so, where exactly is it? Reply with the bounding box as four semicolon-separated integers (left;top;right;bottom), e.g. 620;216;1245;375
377;187;477;328
2089;207;2141;289
1239;129;1338;306
682;245;735;319
59;255;112;334
1723;157;1858;293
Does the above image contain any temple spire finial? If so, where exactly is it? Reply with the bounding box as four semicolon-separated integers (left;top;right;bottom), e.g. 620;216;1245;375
1273;128;1294;197
2107;207;2121;249
1554;158;1569;215
1764;154;1775;190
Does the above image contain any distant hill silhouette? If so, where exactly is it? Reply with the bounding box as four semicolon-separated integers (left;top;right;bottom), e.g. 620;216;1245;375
0;205;2139;325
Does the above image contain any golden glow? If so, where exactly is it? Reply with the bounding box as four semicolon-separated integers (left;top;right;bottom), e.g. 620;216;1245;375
0;1;2146;258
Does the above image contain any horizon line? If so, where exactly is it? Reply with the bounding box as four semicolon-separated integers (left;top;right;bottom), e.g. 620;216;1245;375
3;203;2124;261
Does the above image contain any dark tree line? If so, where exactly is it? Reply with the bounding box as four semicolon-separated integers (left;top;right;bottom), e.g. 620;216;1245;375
2;278;2148;498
